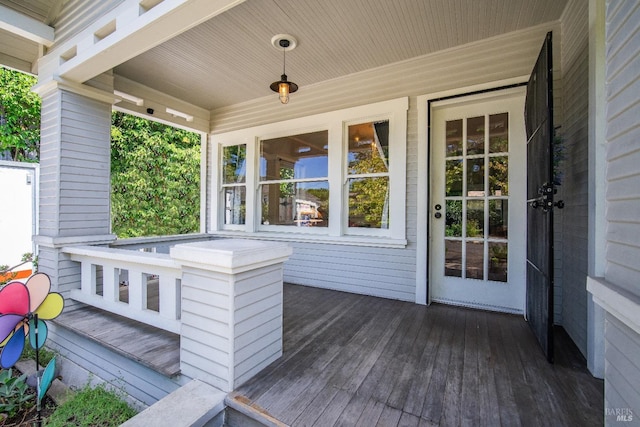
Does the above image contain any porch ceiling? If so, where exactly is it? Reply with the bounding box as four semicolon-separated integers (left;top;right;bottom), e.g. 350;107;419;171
1;0;568;110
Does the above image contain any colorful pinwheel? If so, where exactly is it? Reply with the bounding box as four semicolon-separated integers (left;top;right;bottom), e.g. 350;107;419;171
0;273;64;369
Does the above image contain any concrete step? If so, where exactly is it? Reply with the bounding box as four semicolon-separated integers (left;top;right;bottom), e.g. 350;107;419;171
121;379;226;427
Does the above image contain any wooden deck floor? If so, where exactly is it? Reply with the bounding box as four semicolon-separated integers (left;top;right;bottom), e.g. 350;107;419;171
231;285;604;427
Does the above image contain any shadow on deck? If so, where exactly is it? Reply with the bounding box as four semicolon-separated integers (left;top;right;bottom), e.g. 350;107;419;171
230;285;604;427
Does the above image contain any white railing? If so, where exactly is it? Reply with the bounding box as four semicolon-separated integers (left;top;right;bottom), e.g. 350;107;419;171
63;245;181;333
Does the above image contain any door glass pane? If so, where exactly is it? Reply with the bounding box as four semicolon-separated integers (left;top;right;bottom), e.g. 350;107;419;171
489;113;509;153
445;240;462;277
489;242;508;282
446;200;462;237
466;241;484;279
466;116;485;155
446;160;463;196
489;200;508;238
489;156;509;196
446;119;463;157
466;200;484;238
467;158;485;196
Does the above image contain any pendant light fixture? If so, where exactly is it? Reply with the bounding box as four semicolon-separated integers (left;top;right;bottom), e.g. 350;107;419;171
270;34;298;104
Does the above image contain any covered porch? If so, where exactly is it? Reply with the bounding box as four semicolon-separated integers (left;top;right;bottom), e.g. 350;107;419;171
55;281;603;426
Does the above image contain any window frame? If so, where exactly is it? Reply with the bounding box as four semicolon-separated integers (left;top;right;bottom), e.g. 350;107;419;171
211;97;408;247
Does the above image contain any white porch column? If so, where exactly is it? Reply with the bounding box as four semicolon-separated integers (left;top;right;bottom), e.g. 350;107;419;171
170;239;292;392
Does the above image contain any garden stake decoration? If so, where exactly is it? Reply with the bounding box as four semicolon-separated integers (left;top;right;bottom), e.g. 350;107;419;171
0;273;64;426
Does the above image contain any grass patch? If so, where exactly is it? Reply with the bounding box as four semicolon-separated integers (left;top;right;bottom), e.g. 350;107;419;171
45;383;137;427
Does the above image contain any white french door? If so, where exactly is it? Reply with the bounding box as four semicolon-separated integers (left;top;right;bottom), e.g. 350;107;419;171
430;88;527;313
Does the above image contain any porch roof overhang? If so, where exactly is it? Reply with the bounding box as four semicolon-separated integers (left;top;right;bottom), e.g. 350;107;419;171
1;0;568;128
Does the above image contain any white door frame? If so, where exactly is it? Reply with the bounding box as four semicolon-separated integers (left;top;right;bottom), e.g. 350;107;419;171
415;77;528;306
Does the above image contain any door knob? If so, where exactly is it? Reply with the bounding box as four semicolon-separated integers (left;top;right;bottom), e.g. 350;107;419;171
435;212;442;219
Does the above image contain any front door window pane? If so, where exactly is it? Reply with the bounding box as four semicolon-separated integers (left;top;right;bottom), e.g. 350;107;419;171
466;116;485;155
446;119;463;157
445;240;462;277
442;113;510;282
489;113;509;153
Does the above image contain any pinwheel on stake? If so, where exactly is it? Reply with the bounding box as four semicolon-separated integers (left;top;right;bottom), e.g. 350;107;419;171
0;272;64;425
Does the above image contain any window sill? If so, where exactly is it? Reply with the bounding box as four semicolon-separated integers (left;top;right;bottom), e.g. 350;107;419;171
211;231;408;249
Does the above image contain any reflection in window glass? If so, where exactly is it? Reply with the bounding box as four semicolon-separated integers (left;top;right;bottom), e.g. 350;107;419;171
260;131;328;180
446;119;463;157
489;156;508;196
489;242;508;282
446;160;463;197
348;177;389;228
466;241;484;279
446;200;462;237
348;121;389;174
489;200;508;238
466;116;485;155
445;240;462;277
261;181;329;227
467;158;485;196
347;120;390;230
223;145;246;184
489;113;509;153
224;187;245;225
467;200;484;237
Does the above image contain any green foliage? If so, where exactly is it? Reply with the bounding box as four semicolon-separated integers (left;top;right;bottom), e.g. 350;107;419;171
20;342;56;367
0;369;34;418
111;112;201;238
348;150;389;228
44;383;136;427
0;67;40;161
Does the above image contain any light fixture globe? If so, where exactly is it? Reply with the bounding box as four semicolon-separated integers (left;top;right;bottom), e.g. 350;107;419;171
270;35;298;104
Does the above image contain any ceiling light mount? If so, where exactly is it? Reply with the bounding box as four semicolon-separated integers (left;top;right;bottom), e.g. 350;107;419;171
270;34;298;104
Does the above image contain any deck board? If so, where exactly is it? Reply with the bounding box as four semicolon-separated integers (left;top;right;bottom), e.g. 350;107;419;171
233;284;604;427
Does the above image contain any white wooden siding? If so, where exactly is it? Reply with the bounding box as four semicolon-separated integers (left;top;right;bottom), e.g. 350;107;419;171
603;0;640;419
604;314;640;422
604;0;640;300
557;0;589;355
210;23;560;302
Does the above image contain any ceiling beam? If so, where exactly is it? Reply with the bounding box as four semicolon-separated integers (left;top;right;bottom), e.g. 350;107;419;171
0;5;54;47
42;0;245;83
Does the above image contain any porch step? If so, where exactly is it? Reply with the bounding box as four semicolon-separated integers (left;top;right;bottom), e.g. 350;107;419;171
54;304;180;377
121;379;226;427
224;392;288;427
